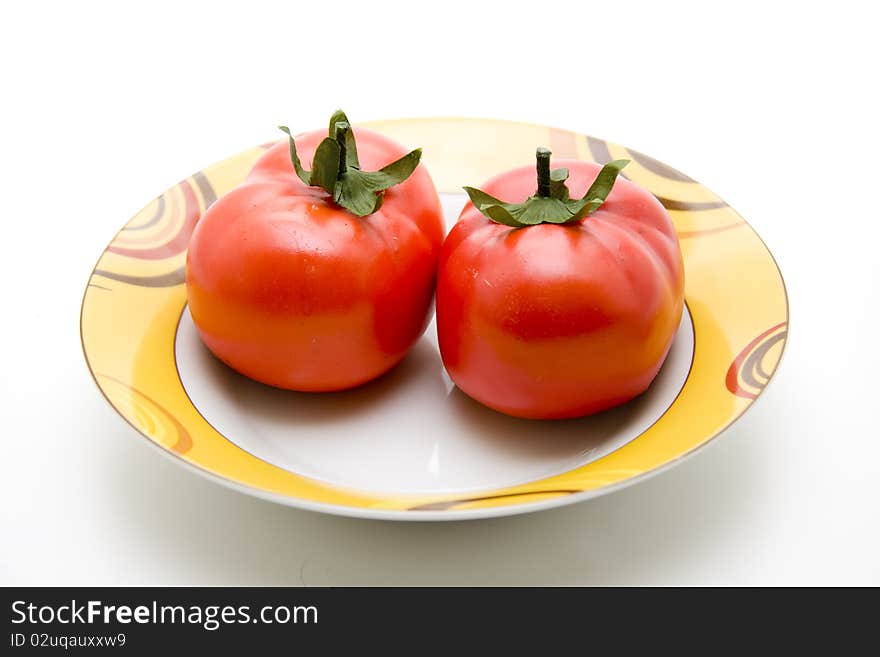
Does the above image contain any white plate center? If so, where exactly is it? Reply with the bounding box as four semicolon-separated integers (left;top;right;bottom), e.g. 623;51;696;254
174;193;694;496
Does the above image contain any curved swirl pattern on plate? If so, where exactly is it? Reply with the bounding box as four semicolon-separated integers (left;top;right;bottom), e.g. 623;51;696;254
726;322;788;400
97;374;192;454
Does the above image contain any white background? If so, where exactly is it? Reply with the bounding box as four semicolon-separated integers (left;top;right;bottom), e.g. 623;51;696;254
2;1;878;585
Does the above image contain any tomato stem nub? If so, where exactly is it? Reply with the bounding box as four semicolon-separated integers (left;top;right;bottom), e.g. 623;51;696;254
334;121;350;177
279;110;422;217
463;149;630;227
536;147;552;198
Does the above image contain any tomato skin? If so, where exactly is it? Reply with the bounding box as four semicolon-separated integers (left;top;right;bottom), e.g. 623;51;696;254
186;128;443;391
437;160;685;419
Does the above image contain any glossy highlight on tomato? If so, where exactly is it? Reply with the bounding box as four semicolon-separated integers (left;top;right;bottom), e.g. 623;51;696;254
437;158;685;419
186;122;444;391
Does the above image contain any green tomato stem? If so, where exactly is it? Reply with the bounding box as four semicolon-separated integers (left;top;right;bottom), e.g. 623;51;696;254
536;147;552;198
334;121;350;177
279;111;422;217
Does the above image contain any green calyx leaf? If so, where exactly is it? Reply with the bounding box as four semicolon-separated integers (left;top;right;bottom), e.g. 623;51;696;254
550;167;570;199
278;110;422;217
464;149;629;227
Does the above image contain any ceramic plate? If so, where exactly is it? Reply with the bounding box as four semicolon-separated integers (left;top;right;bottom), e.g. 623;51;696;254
80;118;788;520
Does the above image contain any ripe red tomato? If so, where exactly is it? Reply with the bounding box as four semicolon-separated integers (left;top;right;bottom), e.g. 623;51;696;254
437;156;684;419
186;117;443;391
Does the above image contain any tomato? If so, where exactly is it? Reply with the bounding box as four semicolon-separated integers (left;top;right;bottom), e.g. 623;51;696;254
186;113;444;391
437;151;684;419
